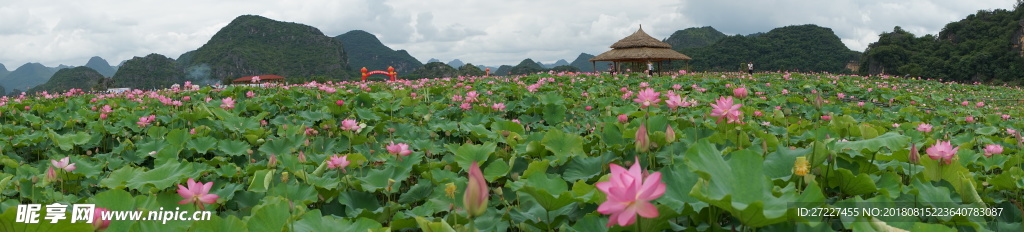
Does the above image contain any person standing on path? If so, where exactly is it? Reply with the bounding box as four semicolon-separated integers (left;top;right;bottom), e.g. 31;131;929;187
646;61;654;77
747;61;754;75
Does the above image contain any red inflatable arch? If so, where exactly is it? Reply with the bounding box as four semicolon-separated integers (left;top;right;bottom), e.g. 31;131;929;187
361;66;398;81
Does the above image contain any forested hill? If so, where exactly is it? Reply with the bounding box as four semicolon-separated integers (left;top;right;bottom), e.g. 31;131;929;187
184;15;352;83
335;30;423;73
681;24;860;73
112;54;184;90
663;26;727;49
860;5;1024;85
28;66;105;93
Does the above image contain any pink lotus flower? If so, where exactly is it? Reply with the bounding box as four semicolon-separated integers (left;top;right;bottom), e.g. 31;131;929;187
585;106;593;111
491;103;506;111
733;87;748;98
925;140;958;165
220;97;235;110
857;102;865;107
386;142;413;157
100;113;108;120
246;91;255;98
961;101;969;106
336;100;344;106
709;96;743;124
463;161;489;218
51;157;77;172
176;178;219;209
327;154;351;171
821;115;832;121
1002;114;1011;120
665;95;695;109
632;88;661;109
754;111;763;117
976;102;985;107
893;123;900;128
465;91;480;103
618;114;628;123
101;105;113;113
1009;128;1018;135
93;207;110;231
916;123;933;133
596;157;666;227
340;119;360;131
965;116;975;123
983;144;1003;158
137;115;156;127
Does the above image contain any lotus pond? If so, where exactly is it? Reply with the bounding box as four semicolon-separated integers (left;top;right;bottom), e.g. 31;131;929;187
0;71;1022;231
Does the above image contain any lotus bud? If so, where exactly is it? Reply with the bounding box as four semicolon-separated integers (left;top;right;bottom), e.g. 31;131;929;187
908;143;919;164
664;124;676;143
298;151;307;163
93;207;111;231
463;161;489;218
45;166;58;182
268;155;278;168
635;122;650;153
813;94;824;108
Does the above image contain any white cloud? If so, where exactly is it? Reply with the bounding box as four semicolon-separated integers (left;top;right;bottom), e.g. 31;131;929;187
0;0;1015;69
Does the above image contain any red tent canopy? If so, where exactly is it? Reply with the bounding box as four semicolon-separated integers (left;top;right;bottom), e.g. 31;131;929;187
232;75;286;82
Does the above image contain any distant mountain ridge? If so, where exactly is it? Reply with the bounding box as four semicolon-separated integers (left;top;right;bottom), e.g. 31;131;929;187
541;59;570;68
335;30;423;73
447;59;465;69
85;56;118;77
569;53;610;72
0;63;8;81
0;63;56;94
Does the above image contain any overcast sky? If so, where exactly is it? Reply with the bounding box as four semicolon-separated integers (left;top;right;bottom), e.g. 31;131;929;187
0;0;1015;69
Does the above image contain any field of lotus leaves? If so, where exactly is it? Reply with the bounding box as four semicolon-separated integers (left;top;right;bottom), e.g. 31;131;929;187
0;71;1022;231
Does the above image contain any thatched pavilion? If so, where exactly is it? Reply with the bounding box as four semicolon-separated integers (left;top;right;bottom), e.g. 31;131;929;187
590;26;691;74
